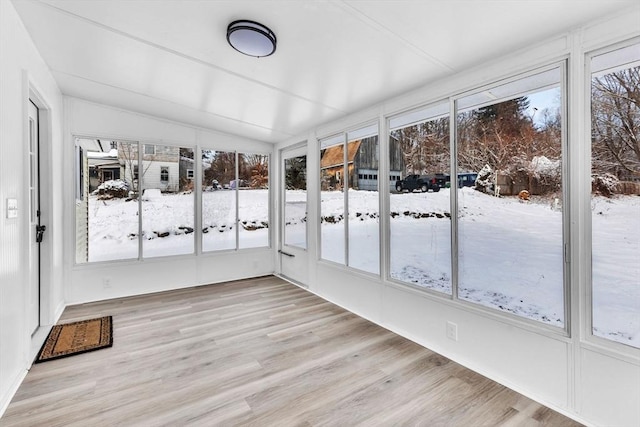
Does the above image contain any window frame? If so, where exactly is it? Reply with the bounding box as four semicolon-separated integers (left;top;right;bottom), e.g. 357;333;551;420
454;61;570;335
74;138;274;265
317;121;381;276
75;145;84;202
160;166;169;182
381;62;571;336
584;39;640;354
386;99;453;297
199;149;272;254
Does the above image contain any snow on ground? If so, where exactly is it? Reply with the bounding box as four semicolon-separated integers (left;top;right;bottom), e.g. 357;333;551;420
87;189;269;261
591;195;640;347
87;187;638;347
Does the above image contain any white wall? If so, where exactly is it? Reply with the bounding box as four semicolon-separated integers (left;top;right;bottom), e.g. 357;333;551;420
0;0;65;415
63;98;275;305
276;7;640;427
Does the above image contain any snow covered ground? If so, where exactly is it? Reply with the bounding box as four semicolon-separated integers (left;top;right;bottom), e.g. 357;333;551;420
87;187;638;347
318;187;638;347
87;189;269;261
591;194;640;347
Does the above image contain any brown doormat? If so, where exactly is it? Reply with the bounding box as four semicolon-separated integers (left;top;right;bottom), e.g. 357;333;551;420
35;316;113;363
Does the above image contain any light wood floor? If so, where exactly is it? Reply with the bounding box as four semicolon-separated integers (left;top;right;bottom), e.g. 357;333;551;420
2;276;582;426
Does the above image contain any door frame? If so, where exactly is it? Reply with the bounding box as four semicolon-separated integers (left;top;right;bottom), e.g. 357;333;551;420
278;143;308;286
27;99;41;335
24;76;54;357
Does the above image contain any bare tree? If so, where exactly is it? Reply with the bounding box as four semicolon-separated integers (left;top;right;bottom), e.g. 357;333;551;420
591;67;640;180
205;151;236;186
239;154;269;188
457;96;563;195
117;142;154;194
392;116;449;175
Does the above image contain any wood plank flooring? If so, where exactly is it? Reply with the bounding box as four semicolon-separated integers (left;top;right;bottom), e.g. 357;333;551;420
2;276;582;426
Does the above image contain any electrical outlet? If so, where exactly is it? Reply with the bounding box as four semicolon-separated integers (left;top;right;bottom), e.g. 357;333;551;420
103;278;111;289
446;321;458;341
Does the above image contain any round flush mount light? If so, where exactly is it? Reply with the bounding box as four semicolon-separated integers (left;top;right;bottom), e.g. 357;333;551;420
227;20;277;58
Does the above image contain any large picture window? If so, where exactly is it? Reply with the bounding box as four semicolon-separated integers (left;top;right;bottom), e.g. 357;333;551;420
389;102;451;293
455;66;565;326
590;43;640;348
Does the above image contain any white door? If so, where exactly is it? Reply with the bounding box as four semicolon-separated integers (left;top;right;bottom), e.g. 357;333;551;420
28;100;42;335
279;145;308;285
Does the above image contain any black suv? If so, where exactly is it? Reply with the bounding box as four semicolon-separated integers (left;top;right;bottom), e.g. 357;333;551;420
456;173;477;188
395;174;441;193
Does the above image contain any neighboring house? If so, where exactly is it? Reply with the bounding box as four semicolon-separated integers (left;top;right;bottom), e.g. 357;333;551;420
88;150;120;192
179;156;196;188
118;144;180;193
320;136;403;191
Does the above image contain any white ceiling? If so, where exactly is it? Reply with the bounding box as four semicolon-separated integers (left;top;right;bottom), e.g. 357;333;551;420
12;0;637;143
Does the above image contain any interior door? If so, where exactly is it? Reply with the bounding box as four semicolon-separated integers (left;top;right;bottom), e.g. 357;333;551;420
28;100;42;335
279;145;308;286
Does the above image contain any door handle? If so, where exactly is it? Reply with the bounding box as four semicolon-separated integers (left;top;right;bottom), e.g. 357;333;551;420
278;249;295;258
36;225;46;243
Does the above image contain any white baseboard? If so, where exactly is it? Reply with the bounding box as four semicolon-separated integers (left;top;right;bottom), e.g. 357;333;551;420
0;369;28;419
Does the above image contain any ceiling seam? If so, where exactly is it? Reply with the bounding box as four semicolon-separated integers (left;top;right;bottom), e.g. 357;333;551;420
52;69;297;138
31;0;348;114
335;0;456;73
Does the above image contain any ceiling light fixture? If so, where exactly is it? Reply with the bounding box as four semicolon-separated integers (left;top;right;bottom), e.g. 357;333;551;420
226;20;277;58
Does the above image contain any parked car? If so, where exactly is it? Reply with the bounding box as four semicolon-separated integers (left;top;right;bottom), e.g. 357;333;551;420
456;173;478;188
440;173;478;188
432;173;449;188
395;174;441;193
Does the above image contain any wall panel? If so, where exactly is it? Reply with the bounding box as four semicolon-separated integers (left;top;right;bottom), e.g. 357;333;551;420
0;0;64;415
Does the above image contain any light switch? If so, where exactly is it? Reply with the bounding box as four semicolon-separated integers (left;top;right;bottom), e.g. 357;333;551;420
6;198;17;219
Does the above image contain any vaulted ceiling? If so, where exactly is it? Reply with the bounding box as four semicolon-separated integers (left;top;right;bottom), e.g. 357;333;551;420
12;0;637;143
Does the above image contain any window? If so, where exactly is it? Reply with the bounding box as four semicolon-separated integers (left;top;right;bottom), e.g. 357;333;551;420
284;152;307;249
76;142;268;263
238;153;270;249
77;140;139;263
456;66;565;326
200;150;269;252
202;150;237;252
389;101;451;294
320;124;380;274
320;134;346;264
348;125;379;274
590;43;640;348
144;144;155;155
141;144;194;258
76;141;196;263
